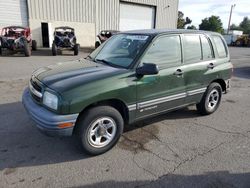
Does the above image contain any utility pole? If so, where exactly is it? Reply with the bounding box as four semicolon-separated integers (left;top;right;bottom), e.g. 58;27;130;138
227;4;236;34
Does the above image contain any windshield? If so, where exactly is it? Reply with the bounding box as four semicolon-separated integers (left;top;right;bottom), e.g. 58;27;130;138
89;34;150;68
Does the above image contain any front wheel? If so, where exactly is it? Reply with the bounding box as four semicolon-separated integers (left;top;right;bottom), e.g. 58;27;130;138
74;43;80;55
196;83;222;115
52;43;57;56
76;106;124;155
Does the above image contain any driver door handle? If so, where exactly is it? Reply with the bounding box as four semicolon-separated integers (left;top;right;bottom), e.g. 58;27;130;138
207;63;215;69
173;69;183;76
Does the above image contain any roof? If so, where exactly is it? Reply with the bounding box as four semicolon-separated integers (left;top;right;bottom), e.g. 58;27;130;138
2;26;27;30
55;26;74;30
121;29;219;36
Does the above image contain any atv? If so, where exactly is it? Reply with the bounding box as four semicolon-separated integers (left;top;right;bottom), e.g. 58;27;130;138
95;30;119;48
52;26;80;56
0;26;37;57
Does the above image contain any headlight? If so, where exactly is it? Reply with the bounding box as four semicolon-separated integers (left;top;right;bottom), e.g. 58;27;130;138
43;91;58;110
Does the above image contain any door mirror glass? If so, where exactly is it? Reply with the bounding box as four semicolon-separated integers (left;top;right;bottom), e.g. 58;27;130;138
136;63;159;76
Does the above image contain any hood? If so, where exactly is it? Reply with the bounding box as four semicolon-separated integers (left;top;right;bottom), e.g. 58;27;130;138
33;59;128;93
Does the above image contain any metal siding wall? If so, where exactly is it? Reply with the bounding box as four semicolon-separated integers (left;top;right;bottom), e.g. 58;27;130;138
27;0;178;35
27;0;95;23
95;0;119;33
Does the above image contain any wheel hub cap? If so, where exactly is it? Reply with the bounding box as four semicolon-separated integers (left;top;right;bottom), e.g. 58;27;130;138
207;89;219;110
87;117;117;148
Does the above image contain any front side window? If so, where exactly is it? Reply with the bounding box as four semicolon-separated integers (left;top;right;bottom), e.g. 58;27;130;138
212;35;228;58
89;34;150;68
141;35;182;68
183;35;202;63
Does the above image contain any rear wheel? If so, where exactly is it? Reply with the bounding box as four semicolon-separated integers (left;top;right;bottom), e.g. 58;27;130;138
32;40;37;51
24;40;31;57
196;83;222;115
74;43;80;55
76;106;124;155
52;42;57;56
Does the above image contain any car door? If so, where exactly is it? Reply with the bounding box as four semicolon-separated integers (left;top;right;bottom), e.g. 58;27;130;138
135;35;186;120
181;34;216;104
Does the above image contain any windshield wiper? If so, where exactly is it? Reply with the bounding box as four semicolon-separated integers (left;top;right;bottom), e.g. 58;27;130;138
95;58;115;67
85;55;95;62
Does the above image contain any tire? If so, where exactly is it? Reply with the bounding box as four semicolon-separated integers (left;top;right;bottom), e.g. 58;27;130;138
32;40;37;51
0;48;2;56
24;40;31;57
52;42;57;56
76;106;124;155
74;43;80;56
196;83;222;115
95;41;101;49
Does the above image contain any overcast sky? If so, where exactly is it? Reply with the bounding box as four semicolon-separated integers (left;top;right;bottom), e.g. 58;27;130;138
179;0;250;29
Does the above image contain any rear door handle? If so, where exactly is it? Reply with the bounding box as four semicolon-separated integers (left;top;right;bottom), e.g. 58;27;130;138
173;69;183;76
207;63;215;69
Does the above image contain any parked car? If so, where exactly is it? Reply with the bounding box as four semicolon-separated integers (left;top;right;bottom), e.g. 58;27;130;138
95;30;119;48
23;29;233;155
52;26;79;56
0;26;37;56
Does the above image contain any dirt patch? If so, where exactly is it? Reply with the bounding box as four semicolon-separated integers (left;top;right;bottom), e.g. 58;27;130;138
118;123;159;154
226;99;236;103
3;168;17;175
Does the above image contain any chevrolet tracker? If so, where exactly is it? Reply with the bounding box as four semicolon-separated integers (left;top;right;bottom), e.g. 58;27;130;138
23;29;233;155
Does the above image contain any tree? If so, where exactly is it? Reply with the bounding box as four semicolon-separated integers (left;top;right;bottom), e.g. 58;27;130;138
239;17;250;34
177;11;192;29
187;25;197;30
230;23;242;31
199;15;224;33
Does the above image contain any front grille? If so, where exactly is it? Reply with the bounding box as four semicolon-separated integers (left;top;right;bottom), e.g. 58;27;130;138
30;78;42;93
31;92;42;103
29;77;43;103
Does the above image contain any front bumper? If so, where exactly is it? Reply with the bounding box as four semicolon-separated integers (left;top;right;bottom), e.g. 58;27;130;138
22;88;79;136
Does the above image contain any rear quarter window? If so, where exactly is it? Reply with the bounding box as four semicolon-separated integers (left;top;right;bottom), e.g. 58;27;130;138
200;35;213;60
212;35;228;58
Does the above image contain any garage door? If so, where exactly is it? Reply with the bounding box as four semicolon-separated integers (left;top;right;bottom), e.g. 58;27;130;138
0;0;28;28
119;3;155;31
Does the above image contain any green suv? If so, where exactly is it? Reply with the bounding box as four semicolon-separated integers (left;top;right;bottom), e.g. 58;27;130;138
23;29;232;155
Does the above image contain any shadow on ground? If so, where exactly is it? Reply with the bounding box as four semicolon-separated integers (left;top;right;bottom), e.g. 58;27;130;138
233;67;250;79
0;102;199;170
73;171;250;188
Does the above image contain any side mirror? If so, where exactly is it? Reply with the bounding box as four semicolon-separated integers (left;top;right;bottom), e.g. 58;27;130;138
136;63;159;76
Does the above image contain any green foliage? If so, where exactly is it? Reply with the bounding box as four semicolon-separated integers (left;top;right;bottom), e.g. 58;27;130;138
230;17;250;34
239;17;250;34
187;25;197;30
199;15;224;33
230;24;242;31
177;11;192;29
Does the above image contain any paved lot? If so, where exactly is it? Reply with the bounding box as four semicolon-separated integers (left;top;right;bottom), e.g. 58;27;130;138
0;47;250;188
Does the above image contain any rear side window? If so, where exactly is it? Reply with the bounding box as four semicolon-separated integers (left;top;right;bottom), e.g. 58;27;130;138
183;35;202;63
200;35;213;60
212;35;227;58
141;35;182;67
